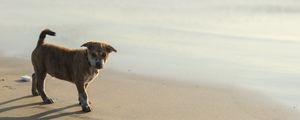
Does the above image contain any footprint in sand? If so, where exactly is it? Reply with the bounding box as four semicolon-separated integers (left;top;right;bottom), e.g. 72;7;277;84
2;85;16;90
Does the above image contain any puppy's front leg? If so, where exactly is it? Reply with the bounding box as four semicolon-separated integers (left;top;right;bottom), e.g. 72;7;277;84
78;83;92;105
76;82;91;112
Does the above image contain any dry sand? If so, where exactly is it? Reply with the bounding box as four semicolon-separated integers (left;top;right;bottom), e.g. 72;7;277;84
0;56;299;120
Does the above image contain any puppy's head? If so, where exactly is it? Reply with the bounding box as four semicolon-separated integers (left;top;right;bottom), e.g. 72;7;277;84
81;41;117;69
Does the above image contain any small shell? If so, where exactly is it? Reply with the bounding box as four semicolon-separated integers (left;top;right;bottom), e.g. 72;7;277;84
20;75;31;82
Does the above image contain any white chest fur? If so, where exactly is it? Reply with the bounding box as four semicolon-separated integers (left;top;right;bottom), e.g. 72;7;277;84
84;68;100;83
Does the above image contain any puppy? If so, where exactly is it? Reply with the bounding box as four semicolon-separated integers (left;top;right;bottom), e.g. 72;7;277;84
31;29;117;112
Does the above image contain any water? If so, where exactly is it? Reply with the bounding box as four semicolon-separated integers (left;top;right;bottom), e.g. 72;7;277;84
1;0;300;108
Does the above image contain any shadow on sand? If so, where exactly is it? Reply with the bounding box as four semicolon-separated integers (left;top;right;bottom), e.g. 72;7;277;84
0;95;89;120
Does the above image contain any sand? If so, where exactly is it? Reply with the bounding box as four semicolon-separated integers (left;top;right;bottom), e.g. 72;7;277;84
0;56;299;120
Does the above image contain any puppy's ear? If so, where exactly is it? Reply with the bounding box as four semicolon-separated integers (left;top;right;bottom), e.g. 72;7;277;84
105;44;117;53
81;42;94;49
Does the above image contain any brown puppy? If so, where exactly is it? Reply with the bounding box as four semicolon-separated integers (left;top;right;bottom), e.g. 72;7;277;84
31;29;117;112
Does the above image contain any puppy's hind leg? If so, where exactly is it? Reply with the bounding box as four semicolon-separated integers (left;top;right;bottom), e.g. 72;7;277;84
36;71;54;104
31;73;39;96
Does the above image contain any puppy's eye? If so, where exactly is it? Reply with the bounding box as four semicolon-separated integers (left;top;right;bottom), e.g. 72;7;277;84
91;53;97;57
101;53;107;58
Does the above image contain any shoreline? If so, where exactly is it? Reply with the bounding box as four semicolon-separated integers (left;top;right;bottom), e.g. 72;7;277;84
0;56;299;120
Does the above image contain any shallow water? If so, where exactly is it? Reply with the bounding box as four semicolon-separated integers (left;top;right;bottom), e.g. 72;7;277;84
1;0;300;108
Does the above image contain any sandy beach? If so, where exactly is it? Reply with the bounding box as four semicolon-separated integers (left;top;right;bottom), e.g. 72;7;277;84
0;56;299;120
1;0;300;120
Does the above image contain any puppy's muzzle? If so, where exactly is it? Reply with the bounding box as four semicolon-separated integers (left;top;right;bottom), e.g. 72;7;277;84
95;62;103;69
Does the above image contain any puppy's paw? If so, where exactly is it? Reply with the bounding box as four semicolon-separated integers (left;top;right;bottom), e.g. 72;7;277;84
32;91;39;96
43;98;54;104
82;106;92;112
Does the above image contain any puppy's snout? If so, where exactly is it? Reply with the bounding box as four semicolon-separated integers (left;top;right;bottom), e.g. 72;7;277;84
95;62;103;69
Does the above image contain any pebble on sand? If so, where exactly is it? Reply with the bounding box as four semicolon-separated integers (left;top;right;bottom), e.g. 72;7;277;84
20;75;32;82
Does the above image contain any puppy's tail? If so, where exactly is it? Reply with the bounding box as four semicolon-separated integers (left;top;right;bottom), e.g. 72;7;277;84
37;29;56;46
